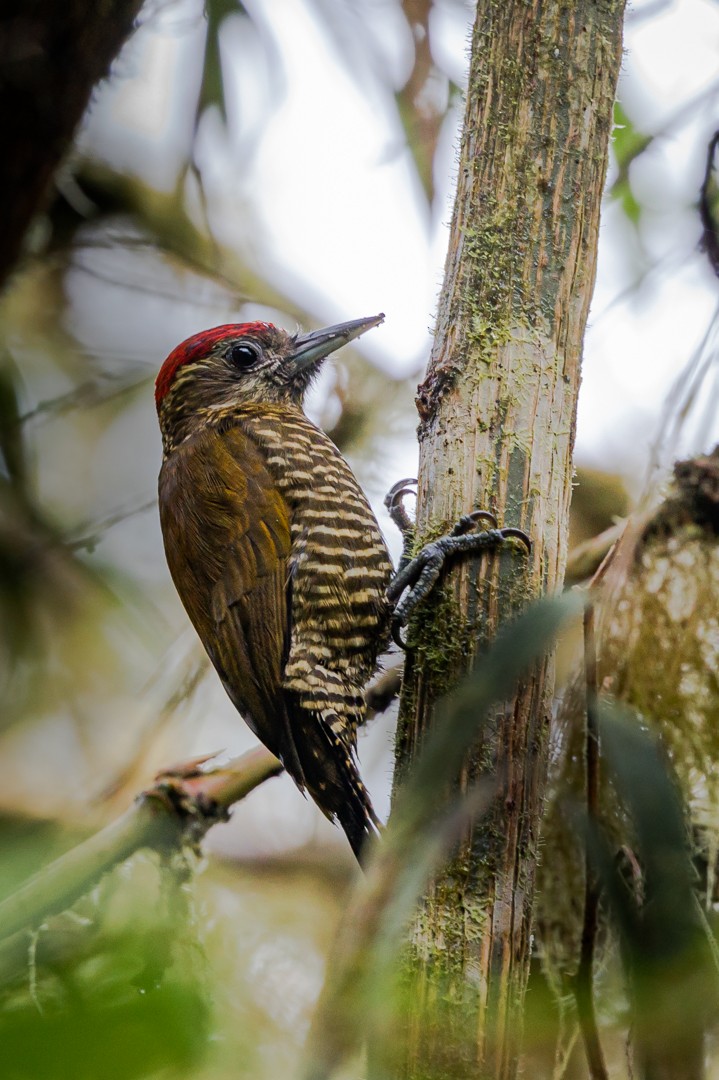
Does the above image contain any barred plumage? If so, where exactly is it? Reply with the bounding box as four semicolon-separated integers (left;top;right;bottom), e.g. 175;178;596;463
156;315;391;859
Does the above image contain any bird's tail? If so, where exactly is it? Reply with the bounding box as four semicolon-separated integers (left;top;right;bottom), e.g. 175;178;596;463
285;699;381;863
321;727;381;864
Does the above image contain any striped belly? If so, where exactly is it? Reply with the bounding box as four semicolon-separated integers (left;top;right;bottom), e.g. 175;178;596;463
241;406;393;740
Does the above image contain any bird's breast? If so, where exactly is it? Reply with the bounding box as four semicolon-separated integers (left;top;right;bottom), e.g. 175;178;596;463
237;407;393;654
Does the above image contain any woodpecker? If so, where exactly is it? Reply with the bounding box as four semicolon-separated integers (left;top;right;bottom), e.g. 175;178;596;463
156;313;530;862
156;314;392;859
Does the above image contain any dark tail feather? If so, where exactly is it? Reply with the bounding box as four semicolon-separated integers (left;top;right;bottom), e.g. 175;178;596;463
334;769;381;864
285;700;381;864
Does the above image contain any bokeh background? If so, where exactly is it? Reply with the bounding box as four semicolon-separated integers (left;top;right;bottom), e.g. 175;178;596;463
3;1;719;1076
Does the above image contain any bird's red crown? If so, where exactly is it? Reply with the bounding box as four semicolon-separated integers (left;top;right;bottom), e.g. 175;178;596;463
155;321;275;406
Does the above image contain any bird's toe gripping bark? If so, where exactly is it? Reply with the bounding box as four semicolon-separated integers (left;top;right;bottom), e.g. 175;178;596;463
386;510;531;649
384;477;418;572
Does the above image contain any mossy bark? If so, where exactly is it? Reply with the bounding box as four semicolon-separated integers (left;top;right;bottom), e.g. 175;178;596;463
392;3;626;1077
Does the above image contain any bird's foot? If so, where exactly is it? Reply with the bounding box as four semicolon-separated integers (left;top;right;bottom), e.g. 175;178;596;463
387;509;531;649
384;477;417;570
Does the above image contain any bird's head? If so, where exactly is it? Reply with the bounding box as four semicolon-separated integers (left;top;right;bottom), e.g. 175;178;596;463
155;313;384;451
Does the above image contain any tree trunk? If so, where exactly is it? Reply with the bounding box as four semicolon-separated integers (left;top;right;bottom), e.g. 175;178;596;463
540;450;719;1080
393;3;626;1077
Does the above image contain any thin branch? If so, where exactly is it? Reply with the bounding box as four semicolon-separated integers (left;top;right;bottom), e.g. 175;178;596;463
96;648;211;806
19;371;152;426
573;602;608;1080
565;521;625;585
694;895;719;978
699;130;719;279
551;1011;580;1080
68;498;156;553
0;746;282;945
0;657;404;946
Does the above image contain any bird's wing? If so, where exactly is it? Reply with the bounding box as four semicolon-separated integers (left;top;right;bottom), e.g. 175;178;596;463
159;423;304;778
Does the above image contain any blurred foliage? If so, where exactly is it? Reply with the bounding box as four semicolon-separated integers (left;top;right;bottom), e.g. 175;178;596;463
0;847;210;1080
197;0;247;129
289;595;718;1079
610;103;653;228
0;350;136;729
597;709;712;1078
313;0;463;207
569;466;628;551
0;835;350;1080
535;703;716;1079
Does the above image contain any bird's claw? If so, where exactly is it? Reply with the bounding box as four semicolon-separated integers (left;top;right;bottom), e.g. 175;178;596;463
388;510;531;650
384;477;418;510
385;477;418;570
494;526;532;552
384;477;417;541
450;509;498;536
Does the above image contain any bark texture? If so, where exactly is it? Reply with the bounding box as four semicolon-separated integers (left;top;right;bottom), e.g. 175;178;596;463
0;0;144;290
394;3;626;1077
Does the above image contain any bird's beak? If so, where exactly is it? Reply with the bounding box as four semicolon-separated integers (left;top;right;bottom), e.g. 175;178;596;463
288;313;385;375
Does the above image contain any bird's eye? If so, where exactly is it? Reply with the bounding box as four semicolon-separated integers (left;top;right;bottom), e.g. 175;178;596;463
228;342;260;369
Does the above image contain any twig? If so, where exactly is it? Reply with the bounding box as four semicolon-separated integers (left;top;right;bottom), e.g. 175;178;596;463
0;746;282;945
68;498;156;553
565;521;624;585
551;1012;580;1080
694;894;719;978
0;653;404;948
699;130;719;279
573;602;608;1080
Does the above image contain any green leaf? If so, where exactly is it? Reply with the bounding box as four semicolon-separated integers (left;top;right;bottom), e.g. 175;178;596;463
592;706;715;1074
610;103;654;227
612;102;654;173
